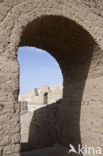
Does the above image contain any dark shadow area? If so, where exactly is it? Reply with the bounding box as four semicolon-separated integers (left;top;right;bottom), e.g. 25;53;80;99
43;92;48;104
20;15;98;155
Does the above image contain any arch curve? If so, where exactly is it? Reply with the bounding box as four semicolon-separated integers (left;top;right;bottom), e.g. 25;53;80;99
19;15;103;152
0;1;103;155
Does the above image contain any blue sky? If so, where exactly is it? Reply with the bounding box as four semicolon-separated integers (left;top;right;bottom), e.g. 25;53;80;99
17;46;63;95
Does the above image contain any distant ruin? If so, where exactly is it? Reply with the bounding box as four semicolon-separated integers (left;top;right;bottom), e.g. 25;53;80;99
20;85;63;152
19;85;63;111
0;1;103;156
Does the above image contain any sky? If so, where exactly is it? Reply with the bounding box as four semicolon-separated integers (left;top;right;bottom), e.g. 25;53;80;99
17;46;63;95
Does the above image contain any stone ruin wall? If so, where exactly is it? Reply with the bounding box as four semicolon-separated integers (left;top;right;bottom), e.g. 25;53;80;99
20;101;28;115
20;85;63;151
0;0;103;156
20;100;62;152
19;85;63;112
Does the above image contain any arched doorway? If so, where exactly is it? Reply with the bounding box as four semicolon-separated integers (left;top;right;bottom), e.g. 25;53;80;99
43;92;48;105
0;1;103;155
18;15;101;153
18;46;63;151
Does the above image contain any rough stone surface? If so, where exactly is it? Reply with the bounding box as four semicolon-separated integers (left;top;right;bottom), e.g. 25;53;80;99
20;100;62;152
20;101;28;115
0;0;103;156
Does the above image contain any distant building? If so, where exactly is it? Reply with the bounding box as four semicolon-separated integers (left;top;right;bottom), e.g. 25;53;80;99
18;85;63;111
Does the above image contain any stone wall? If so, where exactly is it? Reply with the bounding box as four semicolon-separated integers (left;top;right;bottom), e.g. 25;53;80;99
19;85;63;111
20;100;62;152
0;0;103;156
20;101;28;115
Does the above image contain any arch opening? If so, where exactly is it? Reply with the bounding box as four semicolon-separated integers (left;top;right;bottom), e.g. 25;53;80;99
18;46;63;95
19;15;100;153
43;92;48;104
18;45;64;152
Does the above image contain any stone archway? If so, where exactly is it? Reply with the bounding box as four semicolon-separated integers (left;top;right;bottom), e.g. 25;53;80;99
19;15;103;153
0;1;103;156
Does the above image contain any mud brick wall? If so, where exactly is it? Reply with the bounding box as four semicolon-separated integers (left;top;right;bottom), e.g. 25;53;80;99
0;0;103;155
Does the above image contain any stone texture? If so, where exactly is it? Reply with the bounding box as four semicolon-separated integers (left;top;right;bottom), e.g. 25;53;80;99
0;0;103;156
20;101;28;115
20;100;62;152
